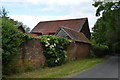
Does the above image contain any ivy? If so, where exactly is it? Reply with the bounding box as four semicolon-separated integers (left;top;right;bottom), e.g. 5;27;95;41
2;17;27;75
40;35;71;67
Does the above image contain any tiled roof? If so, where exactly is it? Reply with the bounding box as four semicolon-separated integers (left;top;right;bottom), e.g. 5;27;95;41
15;25;26;33
31;18;87;34
27;33;38;36
61;27;91;44
15;25;22;28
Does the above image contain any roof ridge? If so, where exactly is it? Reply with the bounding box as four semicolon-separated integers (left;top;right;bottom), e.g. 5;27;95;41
15;24;22;28
40;18;87;23
31;17;89;34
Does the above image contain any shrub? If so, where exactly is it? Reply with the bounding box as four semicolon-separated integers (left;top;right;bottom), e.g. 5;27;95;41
40;35;71;67
112;42;120;53
91;44;109;57
2;17;26;75
89;49;96;58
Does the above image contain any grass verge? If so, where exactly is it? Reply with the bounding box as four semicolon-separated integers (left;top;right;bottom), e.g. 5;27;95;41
7;57;107;78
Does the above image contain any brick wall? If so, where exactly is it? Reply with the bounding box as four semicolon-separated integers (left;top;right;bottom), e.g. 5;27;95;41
14;39;90;69
15;38;46;69
67;42;90;59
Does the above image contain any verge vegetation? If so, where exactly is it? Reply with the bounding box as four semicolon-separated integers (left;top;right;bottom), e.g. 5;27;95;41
7;57;106;78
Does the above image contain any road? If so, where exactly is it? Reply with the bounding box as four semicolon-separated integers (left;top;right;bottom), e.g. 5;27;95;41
69;55;119;79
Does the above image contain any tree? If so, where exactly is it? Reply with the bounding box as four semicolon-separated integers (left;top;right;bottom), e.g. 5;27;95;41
0;7;9;17
92;1;120;53
0;7;30;32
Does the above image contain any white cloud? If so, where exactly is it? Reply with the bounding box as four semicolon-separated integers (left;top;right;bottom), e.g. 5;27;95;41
7;0;97;32
26;0;91;5
2;0;92;6
1;0;25;3
10;15;70;30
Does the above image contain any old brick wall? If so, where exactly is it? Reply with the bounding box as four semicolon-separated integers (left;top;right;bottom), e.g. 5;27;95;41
15;38;46;69
67;42;90;59
14;39;90;69
66;42;77;59
76;42;90;58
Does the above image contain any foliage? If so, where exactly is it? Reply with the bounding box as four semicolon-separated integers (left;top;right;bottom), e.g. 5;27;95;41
17;21;30;32
7;57;105;78
0;7;30;32
1;8;31;75
2;17;27;75
40;35;71;67
93;1;120;17
111;42;120;53
0;7;9;17
90;39;109;58
23;26;30;32
92;1;120;53
90;50;96;58
91;44;109;57
0;16;2;55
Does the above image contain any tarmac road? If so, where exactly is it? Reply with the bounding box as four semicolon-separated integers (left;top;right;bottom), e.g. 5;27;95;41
70;55;119;78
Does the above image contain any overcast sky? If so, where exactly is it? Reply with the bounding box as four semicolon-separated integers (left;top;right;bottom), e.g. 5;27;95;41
1;0;98;31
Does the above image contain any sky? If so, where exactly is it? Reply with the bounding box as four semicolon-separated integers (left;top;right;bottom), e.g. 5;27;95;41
1;0;98;31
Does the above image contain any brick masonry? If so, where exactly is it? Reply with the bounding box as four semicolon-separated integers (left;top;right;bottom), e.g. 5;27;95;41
15;38;46;69
67;42;90;59
14;39;90;69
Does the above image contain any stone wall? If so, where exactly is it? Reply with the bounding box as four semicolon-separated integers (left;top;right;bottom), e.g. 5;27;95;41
15;38;46;69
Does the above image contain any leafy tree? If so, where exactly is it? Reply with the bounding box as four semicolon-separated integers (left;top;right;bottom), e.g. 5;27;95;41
93;1;120;16
0;7;30;32
24;26;30;32
92;1;120;53
0;7;9;17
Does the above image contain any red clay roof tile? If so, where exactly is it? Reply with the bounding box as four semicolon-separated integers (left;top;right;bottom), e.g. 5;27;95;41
58;27;91;44
31;18;87;34
15;25;26;33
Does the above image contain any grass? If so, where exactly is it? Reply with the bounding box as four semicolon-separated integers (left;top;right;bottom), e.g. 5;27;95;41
7;57;106;78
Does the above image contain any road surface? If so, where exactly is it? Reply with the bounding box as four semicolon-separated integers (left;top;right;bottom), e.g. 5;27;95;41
70;55;119;79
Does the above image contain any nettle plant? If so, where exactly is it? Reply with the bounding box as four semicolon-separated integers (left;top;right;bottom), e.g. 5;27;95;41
40;35;71;67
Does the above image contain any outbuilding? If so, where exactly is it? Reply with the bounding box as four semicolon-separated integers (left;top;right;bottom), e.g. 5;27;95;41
56;27;91;59
30;18;91;40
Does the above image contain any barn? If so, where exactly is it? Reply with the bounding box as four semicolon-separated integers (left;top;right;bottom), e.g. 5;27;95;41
55;27;91;59
15;25;26;33
31;18;91;58
30;18;91;39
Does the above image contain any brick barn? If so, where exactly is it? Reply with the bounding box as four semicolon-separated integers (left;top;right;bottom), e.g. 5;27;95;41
31;18;91;58
55;27;91;59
